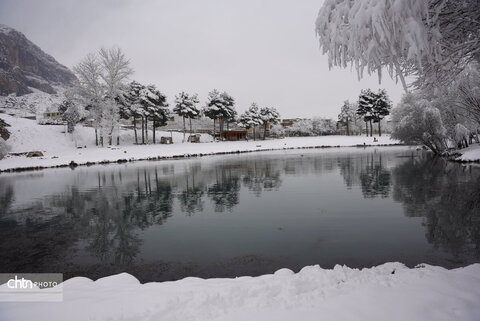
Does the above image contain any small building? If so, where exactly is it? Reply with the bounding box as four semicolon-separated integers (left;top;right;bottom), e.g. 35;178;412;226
43;112;62;119
222;130;248;141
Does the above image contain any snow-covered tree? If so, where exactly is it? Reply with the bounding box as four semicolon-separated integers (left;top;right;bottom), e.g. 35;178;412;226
73;53;103;145
99;47;133;98
312;117;337;135
73;47;132;146
371;89;392;136
357;89;376;136
315;0;480;91
259;107;280;139
356;89;392;136
238;103;263;140
391;93;448;154
58;89;85;134
138;84;169;144
286;119;314;137
59;99;80;133
174;92;200;142
204;90;237;139
270;123;285;138
117;81;144;144
338;100;357;136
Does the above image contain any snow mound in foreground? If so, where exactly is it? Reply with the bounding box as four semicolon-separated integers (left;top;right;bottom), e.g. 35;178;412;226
1;262;480;321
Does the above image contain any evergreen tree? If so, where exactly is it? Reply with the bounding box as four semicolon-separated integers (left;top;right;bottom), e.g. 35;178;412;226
371;89;392;136
338;100;356;136
173;92;200;142
117;81;144;144
238;103;263;140
357;89;376;137
59;99;80;133
204;90;236;140
139;84;169;144
259;107;281;140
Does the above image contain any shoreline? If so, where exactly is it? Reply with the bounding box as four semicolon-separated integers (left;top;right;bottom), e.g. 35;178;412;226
0;143;403;173
0;135;403;173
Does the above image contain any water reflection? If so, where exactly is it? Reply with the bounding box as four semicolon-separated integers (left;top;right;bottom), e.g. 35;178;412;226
392;155;480;259
0;148;479;281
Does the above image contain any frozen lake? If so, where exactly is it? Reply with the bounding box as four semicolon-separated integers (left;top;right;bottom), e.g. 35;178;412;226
0;146;479;282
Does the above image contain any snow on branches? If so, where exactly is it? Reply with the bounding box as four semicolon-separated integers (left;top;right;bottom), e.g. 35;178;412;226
174;92;200;139
315;0;480;90
73;47;133;146
204;89;236;138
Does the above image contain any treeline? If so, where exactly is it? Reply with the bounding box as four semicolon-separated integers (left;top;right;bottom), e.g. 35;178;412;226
337;89;392;137
60;47;282;146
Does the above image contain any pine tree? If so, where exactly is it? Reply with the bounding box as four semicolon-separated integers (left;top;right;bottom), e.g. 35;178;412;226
204;90;236;140
238;103;263;140
59;99;80;133
259;107;281;140
174;92;200;142
371;89;392;136
357;89;375;137
139;84;169;144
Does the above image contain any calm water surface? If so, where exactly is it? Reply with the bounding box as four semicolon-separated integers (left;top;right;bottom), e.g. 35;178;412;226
0;146;479;282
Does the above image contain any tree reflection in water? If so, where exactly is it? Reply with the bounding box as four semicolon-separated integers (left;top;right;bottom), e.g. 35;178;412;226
392;154;480;259
359;154;391;198
0;149;479;279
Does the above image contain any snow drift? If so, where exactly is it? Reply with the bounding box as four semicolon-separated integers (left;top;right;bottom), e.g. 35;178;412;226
1;262;479;321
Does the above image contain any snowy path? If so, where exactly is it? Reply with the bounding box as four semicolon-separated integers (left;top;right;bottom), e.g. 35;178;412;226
1;263;479;321
0;114;399;172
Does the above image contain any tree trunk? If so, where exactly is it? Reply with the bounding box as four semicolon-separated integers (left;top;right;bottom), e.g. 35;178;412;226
378;120;382;137
141;117;145;144
153;119;156;144
253;126;256;141
219;118;224;141
213;119;216;140
346;119;350;136
369;119;373;137
95;127;98;146
109;125;114;145
133;116;138;144
145;117;148;144
365;121;369;137
263;122;267;140
189;117;193;138
183;116;186;142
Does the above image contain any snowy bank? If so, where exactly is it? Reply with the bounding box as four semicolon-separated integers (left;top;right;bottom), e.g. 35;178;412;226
0;114;398;172
1;263;479;321
456;144;480;163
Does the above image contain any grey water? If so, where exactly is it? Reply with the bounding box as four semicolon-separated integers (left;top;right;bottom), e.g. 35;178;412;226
0;146;479;282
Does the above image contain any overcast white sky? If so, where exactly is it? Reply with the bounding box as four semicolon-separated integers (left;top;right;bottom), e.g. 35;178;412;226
0;0;405;118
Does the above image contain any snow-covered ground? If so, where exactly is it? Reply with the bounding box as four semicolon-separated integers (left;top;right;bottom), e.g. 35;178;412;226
0;114;397;171
1;263;479;321
457;144;480;162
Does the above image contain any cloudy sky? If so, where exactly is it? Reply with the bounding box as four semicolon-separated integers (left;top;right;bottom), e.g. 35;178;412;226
0;0;404;118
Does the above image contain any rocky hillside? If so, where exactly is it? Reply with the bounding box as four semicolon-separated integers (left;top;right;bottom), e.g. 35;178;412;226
0;24;76;96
